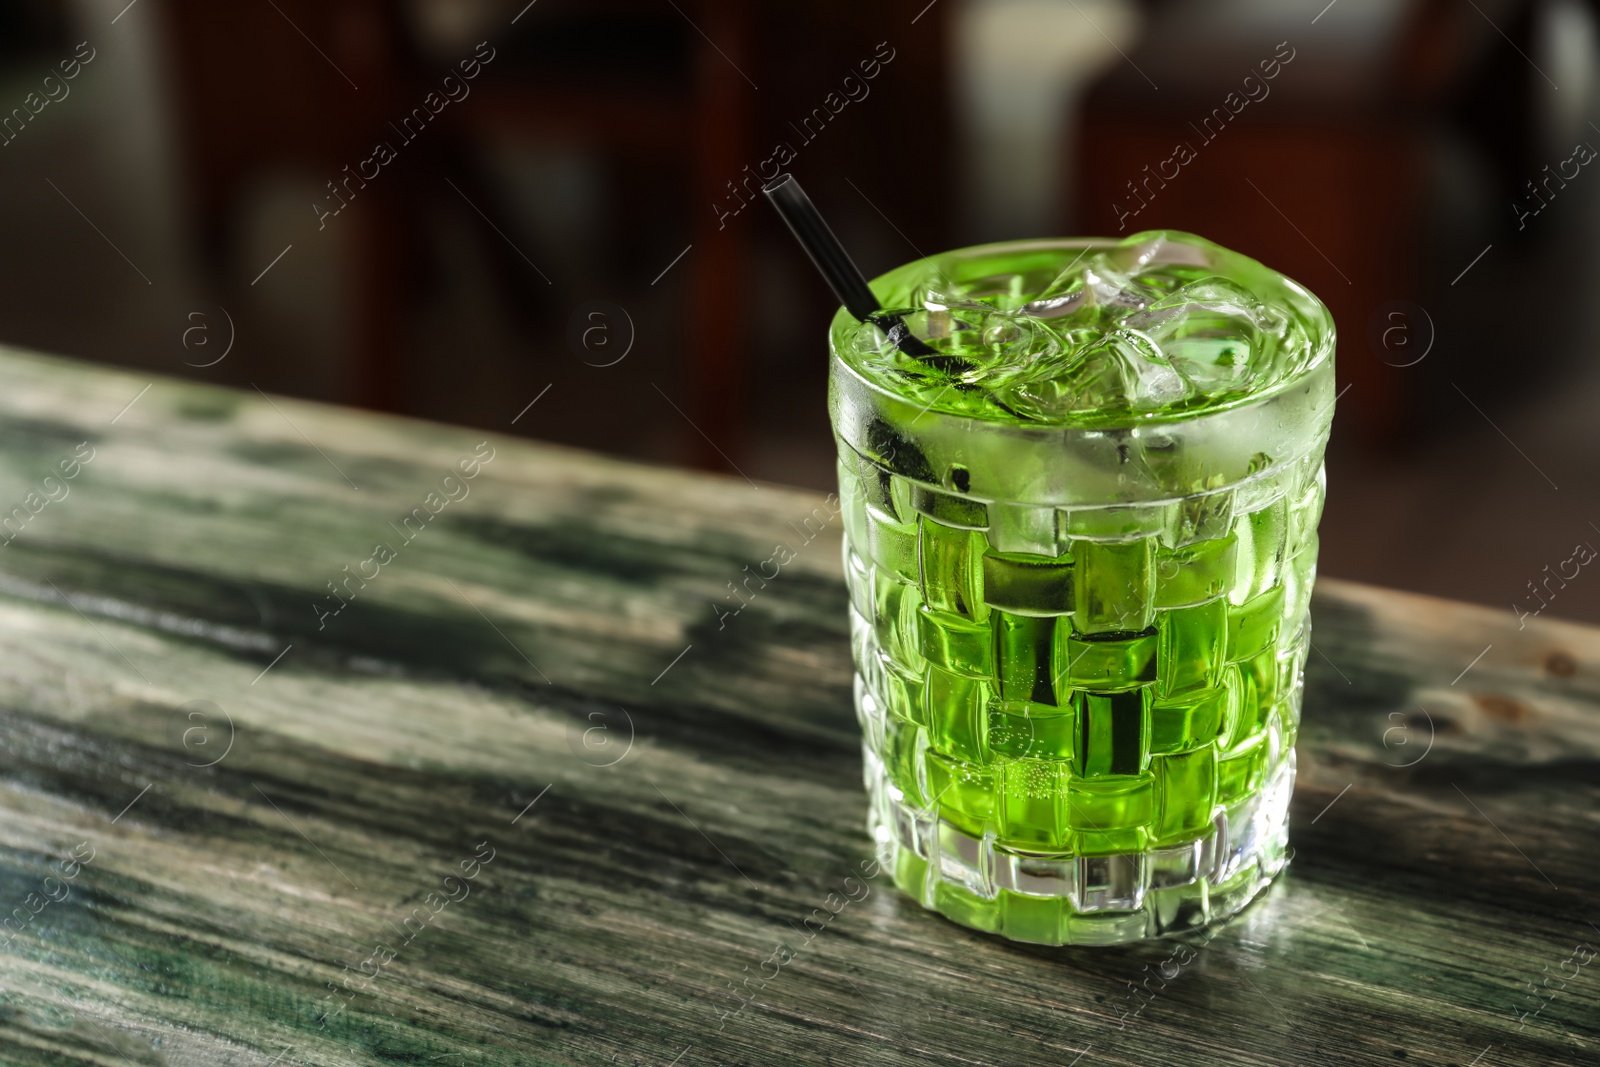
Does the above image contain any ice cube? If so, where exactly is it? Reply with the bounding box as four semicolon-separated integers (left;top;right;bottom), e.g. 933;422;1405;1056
919;267;1061;313
1128;278;1284;336
847;310;970;369
969;310;1066;385
1023;253;1160;320
1018;287;1088;320
1109;328;1190;409
849;317;894;359
916;277;995;314
1124;278;1288;397
1033;248;1101;302
1083;265;1158;312
1167;337;1255;395
919;306;985;343
1108;232;1213;274
850;304;1067;387
996;328;1188;418
980;310;1033;352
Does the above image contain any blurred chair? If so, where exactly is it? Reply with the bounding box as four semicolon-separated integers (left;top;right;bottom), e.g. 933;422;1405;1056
1074;0;1553;439
157;0;751;461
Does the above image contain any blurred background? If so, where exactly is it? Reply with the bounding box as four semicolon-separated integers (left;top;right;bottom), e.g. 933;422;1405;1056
0;0;1597;622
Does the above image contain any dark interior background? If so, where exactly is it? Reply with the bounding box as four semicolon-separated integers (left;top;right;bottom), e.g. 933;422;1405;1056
0;0;1596;624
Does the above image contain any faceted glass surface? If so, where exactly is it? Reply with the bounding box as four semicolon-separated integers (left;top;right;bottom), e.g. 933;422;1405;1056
833;233;1335;945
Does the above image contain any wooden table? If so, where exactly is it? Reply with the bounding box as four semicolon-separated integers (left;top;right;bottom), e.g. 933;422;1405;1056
0;348;1593;1066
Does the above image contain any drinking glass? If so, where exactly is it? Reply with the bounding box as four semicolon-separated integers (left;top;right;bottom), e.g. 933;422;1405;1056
832;235;1335;944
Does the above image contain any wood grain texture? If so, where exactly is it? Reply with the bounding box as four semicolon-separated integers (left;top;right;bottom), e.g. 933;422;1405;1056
0;347;1592;1067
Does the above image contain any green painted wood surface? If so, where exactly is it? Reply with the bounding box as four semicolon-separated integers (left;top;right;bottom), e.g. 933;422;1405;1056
0;347;1593;1066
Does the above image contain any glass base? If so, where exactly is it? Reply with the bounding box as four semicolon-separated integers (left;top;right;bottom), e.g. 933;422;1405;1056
864;745;1294;946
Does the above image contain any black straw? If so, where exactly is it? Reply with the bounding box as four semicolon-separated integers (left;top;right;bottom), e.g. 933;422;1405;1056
763;175;942;360
763;175;879;321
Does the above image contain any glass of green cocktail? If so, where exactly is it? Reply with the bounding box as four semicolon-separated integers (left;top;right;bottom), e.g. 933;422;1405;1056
824;230;1334;945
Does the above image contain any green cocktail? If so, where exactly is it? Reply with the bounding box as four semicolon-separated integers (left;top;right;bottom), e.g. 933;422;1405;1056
831;231;1334;945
